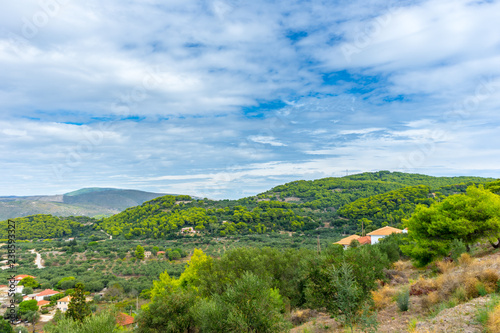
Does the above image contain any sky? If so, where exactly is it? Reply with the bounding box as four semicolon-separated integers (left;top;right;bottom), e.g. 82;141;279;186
0;0;499;199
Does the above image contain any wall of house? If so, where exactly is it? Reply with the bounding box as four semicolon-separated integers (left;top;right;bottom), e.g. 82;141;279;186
370;235;385;244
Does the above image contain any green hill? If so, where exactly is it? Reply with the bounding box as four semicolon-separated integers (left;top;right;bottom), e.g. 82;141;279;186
2;172;496;240
0;188;167;220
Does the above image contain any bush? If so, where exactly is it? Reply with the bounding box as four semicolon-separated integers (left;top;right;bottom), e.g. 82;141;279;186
372;285;396;310
195;272;290;333
487;304;500;333
458;252;473;266
397;288;410;312
136;290;198;332
449;239;466;262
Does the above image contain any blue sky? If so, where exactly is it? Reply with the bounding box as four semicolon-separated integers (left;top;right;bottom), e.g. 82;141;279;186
1;0;499;199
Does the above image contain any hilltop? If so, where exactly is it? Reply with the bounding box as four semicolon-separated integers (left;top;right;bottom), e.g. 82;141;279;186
0;188;167;220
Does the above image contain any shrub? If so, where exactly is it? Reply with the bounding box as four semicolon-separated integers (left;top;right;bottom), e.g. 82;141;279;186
449;239;466;262
476;282;488;297
436;261;454;274
137;289;197;332
452;286;467;302
410;277;437;296
195;272;290;333
396;288;410;312
458;253;473;266
487;304;500;333
464;277;480;299
372;285;396;310
477;269;499;292
420;291;440;311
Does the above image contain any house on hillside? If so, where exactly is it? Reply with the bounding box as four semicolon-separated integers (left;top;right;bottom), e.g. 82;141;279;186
144;251;152;259
117;312;135;329
57;296;72;312
367;226;404;244
334;234;372;249
37;300;50;307
7;274;36;294
35;289;60;301
334;235;361;249
357;235;371;245
181;227;196;234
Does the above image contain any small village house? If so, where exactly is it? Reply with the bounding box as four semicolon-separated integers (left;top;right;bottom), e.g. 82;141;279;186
35;289;60;301
117;312;135;329
181;227;196;234
367;226;404;244
144;251;152;259
57;296;72;312
334;234;361;249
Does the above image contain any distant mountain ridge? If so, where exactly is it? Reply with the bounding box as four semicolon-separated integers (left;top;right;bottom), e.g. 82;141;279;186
0;188;168;220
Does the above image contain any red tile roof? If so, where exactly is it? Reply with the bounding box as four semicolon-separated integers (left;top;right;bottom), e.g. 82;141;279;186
37;300;50;306
117;313;135;326
13;275;36;281
36;289;60;297
358;236;371;245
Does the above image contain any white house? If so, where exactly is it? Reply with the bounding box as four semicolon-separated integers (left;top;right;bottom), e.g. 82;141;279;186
367;226;403;244
57;296;71;312
34;289;60;301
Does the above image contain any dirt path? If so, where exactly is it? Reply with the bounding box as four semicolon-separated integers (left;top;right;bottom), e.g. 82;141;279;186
100;229;112;239
29;249;44;269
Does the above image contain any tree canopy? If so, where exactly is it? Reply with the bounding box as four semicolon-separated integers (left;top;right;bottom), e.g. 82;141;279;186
402;185;500;265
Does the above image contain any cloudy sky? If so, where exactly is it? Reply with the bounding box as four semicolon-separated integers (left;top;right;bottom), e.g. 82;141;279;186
1;0;499;199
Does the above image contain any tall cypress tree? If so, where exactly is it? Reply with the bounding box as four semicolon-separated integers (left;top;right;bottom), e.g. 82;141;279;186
66;282;91;322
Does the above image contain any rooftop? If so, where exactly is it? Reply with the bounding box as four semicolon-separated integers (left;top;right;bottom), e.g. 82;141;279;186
334;234;360;246
367;226;403;236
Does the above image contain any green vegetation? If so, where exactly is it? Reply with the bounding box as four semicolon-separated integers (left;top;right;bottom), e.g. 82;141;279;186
402;184;500;265
1;172;498;332
136;245;145;260
66;282;91;322
338;185;434;230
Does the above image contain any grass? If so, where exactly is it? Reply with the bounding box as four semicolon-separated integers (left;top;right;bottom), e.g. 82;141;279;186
476;293;500;327
407;318;418;332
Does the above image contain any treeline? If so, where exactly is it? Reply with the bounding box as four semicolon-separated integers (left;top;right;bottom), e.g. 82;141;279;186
0;215;96;240
96;196;317;238
262;171;493;210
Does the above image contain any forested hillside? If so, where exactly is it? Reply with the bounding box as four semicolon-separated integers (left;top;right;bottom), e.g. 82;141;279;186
264;171;494;209
96;195;316;238
337;185;434;229
2;172;495;241
0;215;98;240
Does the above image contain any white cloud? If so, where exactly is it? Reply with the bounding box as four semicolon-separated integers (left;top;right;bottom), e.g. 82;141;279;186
0;0;499;198
248;135;287;146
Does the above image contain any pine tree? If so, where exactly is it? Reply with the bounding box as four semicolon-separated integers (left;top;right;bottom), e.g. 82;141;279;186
135;245;145;260
66;282;90;322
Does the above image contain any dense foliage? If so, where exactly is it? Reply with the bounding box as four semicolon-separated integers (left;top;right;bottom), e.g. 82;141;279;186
338;185;434;229
0;215;92;240
402;185;500;265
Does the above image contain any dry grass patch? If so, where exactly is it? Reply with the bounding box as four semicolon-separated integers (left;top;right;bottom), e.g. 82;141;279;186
410;277;437;296
487;304;500;333
458;252;473;266
393;260;413;271
436;261;454;274
372;285;397;309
